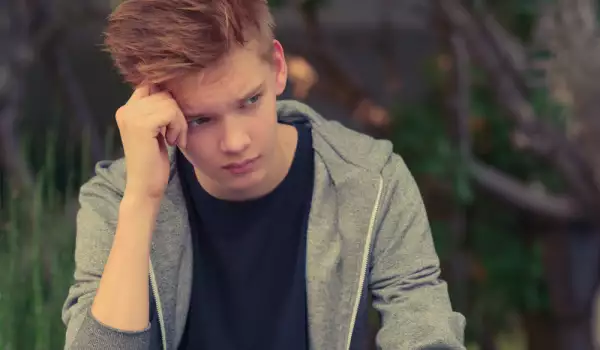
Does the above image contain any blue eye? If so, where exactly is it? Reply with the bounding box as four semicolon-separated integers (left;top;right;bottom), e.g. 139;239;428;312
188;117;210;127
243;94;262;107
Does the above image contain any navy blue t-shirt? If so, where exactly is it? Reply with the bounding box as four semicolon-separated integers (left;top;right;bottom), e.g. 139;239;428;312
177;123;314;350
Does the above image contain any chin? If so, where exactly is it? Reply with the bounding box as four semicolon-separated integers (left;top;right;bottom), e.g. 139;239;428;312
220;168;267;197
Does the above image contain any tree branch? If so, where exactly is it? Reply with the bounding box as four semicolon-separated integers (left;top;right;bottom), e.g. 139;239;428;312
439;2;584;224
286;1;587;223
480;13;528;73
375;0;401;96
441;1;547;149
440;0;600;220
469;160;582;220
293;1;392;136
444;17;472;315
286;47;583;223
478;13;531;95
450;35;471;164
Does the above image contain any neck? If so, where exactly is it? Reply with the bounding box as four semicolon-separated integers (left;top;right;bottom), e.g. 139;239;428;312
258;123;298;196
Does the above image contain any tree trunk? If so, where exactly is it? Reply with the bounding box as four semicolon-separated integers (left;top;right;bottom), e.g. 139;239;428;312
538;221;600;350
0;0;35;195
522;312;560;350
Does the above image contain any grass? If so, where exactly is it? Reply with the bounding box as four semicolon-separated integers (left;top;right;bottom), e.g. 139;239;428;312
0;130;85;350
0;188;77;350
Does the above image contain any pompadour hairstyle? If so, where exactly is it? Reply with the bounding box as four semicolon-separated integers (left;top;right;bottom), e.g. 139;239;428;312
104;0;275;85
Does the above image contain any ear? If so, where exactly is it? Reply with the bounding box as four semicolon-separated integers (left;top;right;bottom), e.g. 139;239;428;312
272;40;287;96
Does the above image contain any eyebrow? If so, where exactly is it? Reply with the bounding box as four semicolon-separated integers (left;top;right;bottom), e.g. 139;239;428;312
185;82;265;120
238;82;265;104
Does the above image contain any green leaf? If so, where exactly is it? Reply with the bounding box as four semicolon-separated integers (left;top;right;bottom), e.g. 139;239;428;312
454;167;474;204
268;0;287;8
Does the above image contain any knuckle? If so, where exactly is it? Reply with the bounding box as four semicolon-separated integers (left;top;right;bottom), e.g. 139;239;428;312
115;106;127;124
157;91;172;99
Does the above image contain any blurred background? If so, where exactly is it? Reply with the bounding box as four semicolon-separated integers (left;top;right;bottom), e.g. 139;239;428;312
2;0;600;349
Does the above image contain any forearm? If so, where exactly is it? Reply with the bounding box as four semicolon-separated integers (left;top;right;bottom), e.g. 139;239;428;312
371;154;466;348
90;193;160;331
372;266;466;349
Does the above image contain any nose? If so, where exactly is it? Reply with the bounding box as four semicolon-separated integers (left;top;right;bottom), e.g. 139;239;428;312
219;117;250;154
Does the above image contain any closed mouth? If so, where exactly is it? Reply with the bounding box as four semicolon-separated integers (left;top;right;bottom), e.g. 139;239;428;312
223;156;259;170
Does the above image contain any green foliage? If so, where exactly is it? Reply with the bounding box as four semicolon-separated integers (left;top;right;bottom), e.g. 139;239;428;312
478;1;537;41
0;130;80;350
267;0;286;9
469;85;566;193
471;217;548;314
391;51;555;340
0;74;100;347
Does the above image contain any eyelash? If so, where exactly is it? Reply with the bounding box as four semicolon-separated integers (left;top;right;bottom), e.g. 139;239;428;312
187;93;263;128
242;93;262;108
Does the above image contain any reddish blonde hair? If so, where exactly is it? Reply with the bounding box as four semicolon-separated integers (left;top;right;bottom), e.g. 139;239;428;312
103;0;275;85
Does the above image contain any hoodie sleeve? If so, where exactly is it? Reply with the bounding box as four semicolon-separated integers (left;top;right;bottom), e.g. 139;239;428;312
369;154;466;349
61;160;152;350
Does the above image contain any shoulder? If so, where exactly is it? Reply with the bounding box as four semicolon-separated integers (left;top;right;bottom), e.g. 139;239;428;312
277;99;417;197
311;119;395;173
310;115;414;191
79;158;127;203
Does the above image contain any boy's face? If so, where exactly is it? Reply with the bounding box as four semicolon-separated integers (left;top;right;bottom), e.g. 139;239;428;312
165;40;288;198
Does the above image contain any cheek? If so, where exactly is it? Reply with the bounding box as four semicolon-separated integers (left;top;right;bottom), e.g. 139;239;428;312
181;132;215;165
253;106;278;143
258;96;278;125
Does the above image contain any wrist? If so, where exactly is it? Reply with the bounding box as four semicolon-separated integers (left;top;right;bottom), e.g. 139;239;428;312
120;191;162;214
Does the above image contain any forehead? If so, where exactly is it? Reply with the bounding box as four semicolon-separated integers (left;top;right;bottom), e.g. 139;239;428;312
166;46;270;115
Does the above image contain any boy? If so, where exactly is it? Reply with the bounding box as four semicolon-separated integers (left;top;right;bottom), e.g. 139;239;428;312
61;0;466;349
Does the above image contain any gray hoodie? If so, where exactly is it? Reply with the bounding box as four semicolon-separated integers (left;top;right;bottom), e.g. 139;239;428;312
62;100;466;350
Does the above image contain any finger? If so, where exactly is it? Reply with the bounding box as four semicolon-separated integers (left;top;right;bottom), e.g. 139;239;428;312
128;85;152;102
145;91;174;103
165;109;187;146
157;133;168;154
132;92;175;111
165;123;180;146
142;96;186;142
165;91;188;149
159;96;187;148
138;97;181;125
176;109;188;149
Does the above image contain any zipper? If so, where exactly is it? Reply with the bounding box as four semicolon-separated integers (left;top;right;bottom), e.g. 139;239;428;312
345;176;384;350
149;259;168;350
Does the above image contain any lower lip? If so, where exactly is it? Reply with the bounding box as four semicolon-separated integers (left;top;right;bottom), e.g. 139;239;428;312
224;157;259;175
